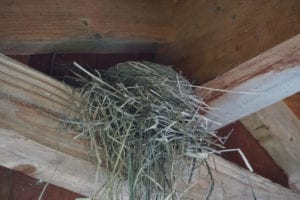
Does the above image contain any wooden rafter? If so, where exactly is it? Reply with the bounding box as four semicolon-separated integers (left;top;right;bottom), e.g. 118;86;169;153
195;34;300;193
1;128;299;200
197;34;300;130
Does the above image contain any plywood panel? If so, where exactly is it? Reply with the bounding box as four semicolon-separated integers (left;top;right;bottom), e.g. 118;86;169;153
157;0;300;83
0;0;174;54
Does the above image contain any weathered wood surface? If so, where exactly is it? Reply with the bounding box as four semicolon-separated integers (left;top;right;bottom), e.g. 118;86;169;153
0;53;88;160
0;0;174;54
197;34;300;130
0;53;117;197
0;157;84;200
197;35;300;192
217;121;288;187
157;0;300;84
0;128;108;197
1;128;300;200
241;101;300;192
1;55;300;199
0;53;72;113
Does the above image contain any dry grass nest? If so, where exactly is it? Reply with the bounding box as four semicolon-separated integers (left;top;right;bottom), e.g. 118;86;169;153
64;61;224;200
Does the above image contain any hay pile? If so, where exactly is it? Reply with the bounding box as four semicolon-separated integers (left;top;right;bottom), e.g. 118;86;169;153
65;61;220;200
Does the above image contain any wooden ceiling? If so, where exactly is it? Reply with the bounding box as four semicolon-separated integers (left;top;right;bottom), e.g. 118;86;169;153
0;0;300;199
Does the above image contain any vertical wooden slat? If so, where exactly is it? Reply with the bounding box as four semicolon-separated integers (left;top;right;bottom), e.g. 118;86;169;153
241;101;300;192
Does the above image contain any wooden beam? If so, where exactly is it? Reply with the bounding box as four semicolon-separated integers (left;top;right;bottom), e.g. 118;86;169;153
0;54;72;114
241;101;300;192
1;56;300;199
1;127;300;200
197;34;300;130
196;34;300;192
0;0;174;54
0;95;291;200
0;53;89;160
0;128;102;197
217;121;289;186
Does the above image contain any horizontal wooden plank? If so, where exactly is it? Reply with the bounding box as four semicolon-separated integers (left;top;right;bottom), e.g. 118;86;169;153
241;101;300;192
0;160;83;200
0;128;106;197
0;54;73;114
1;128;299;200
197;34;300;129
0;94;89;161
206;155;300;200
0;53;88;160
0;0;174;54
0;40;159;55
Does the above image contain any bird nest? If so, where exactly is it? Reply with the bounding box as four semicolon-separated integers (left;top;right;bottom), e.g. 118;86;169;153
64;61;222;200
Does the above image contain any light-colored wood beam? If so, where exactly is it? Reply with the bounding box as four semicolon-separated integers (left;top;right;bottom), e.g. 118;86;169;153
0;128;102;197
196;35;300;192
0;0;174;54
197;34;300;130
1;127;300;200
241;101;300;192
0;53;88;160
1;55;299;199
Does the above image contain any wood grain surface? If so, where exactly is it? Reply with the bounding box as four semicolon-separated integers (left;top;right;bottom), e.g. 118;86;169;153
1;54;300;199
0;0;175;54
157;0;300;83
198;34;300;130
241;101;300;192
